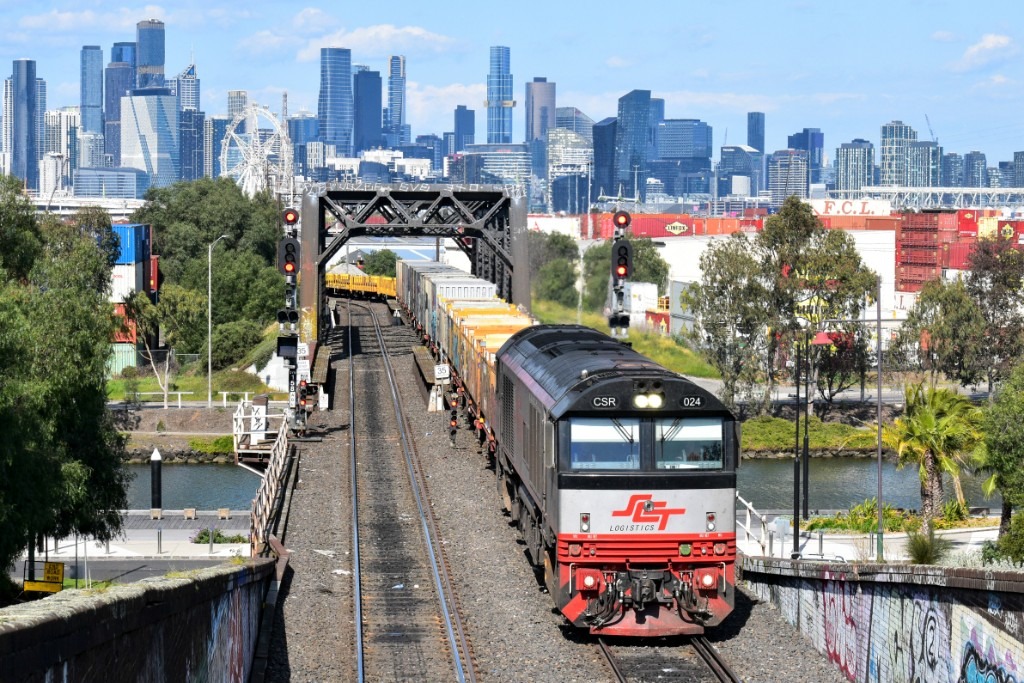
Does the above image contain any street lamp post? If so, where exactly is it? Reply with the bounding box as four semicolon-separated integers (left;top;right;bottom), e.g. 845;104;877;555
207;235;229;408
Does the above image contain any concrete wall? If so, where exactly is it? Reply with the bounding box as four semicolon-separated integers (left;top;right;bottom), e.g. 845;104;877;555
0;559;275;682
741;557;1024;682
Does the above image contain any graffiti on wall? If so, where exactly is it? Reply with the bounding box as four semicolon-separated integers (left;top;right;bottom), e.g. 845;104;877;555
953;603;1022;683
822;576;860;679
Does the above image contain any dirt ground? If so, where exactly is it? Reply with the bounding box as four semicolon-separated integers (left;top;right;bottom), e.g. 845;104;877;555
114;406;234;453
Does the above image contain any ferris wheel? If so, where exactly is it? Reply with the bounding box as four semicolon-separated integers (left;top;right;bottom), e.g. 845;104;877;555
219;103;293;197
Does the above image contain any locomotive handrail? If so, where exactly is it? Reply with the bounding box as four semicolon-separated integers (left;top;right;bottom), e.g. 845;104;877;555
735;492;769;554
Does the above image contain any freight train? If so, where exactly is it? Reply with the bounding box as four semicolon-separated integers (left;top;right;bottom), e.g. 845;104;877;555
390;260;739;637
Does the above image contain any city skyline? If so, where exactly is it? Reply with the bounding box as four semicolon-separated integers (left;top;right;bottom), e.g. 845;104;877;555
2;1;1023;164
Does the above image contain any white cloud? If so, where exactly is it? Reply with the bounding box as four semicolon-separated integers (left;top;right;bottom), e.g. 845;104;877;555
291;8;337;33
408;81;485;133
931;30;955;42
236;30;294;56
19;6;169;32
953;33;1015;72
296;24;453;62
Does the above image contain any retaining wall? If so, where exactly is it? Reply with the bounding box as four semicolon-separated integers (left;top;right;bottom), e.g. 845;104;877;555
0;558;275;682
740;557;1024;682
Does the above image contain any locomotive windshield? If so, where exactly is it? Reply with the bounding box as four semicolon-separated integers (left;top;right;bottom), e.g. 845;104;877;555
569;418;641;470
655;417;724;470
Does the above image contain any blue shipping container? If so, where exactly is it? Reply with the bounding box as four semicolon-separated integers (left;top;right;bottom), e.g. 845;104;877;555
113;224;150;265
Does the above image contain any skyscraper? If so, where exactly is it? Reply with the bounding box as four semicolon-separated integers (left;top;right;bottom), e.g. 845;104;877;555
907;141;942;187
386;56;409;147
768;149;809;205
835;139;874;192
104;59;134;164
525;77;555;143
111;42;136;83
203;115;230;178
227;90;247;121
318;47;353;156
591;117;616;199
1014;151;1024;188
170;64;200;112
120;89;178;188
879;120;916;186
717;145;761;197
747;112;765;153
10;59;39;190
135;19;165;89
80;45;103;134
179;108;204;181
353;69;382;155
942;153;964;187
453;105;474;152
648;98;664;161
486;46;514;144
613;89;651;202
43;107;80;170
555;107;594;143
963;151;988;187
787;128;824;184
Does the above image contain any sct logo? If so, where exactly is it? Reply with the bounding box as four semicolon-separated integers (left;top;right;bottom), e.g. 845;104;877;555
611;494;686;531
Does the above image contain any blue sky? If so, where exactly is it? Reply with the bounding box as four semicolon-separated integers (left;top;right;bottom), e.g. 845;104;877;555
3;1;1024;164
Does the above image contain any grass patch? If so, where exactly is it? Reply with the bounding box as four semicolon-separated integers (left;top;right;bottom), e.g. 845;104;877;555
187;435;235;454
107;366;279;402
530;299;719;378
741;415;877;453
190;528;248;544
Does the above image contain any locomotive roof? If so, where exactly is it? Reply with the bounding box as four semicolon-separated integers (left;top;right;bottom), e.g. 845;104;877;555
498;325;722;414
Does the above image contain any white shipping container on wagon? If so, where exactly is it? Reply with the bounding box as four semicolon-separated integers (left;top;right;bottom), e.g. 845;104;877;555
527;215;581;237
623;282;659;325
109;263;145;303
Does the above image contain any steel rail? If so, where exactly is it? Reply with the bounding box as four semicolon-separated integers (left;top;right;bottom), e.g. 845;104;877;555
356;301;473;683
596;637;628;683
692;636;742;683
346;299;365;682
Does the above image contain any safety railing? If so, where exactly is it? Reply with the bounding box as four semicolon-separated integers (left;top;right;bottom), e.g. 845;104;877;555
135;391;195;408
249;420;290;557
736;492;769;555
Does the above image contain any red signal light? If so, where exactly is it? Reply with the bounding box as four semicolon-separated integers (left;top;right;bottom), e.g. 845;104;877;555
616;265;627;277
613;210;631;229
282;208;299;225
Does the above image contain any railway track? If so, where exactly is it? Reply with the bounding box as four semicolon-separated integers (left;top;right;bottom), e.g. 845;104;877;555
343;299;476;682
597;635;741;683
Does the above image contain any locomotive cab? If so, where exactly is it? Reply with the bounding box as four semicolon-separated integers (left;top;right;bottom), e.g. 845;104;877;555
495;325;738;638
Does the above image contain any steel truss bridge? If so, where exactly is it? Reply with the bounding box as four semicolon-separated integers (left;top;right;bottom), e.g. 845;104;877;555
296;183;529;354
828;186;1024;210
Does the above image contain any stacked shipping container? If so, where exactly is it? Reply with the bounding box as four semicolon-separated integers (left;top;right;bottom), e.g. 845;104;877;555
108;223;154;376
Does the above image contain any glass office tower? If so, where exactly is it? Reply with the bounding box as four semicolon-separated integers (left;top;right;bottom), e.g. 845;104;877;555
486;46;514;144
318;47;353;156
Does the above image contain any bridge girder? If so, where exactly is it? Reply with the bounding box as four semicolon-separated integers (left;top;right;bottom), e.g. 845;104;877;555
298;183;529;349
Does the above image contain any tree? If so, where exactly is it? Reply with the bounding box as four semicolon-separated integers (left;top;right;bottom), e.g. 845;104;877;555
978;361;1024;535
125;284;205;408
0;175;42;281
893;278;987;387
965;235;1024;392
682;233;770;414
72;206;118;268
535;258;580;308
0;215;129;584
882;383;983;532
528;230;578;282
580;237;670;313
364;248;398;277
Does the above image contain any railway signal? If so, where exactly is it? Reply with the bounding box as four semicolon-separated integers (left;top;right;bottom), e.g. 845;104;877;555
612;210;631;238
449;409;458;447
611;239;633;281
282;207;299;227
298;379;309;409
278;237;300;281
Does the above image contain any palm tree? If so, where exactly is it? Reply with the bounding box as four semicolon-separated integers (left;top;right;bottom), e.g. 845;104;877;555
882;383;983;532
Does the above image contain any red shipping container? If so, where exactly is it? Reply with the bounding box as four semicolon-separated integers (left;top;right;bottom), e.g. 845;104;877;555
957;209;979;235
113;303;137;343
943;242;974;270
937;212;958;230
645;310;671;335
865;217;900;231
692;218;705;235
148;255;159;293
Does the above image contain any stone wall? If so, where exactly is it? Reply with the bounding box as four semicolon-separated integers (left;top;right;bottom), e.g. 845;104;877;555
740;557;1024;682
0;559;275;682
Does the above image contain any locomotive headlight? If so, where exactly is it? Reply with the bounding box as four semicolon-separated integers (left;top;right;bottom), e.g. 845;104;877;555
701;572;715;588
633;394;650;408
580;513;591;533
647;393;664;409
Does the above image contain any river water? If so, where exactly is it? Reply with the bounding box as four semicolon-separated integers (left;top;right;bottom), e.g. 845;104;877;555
126;459;1002;514
126;464;262;510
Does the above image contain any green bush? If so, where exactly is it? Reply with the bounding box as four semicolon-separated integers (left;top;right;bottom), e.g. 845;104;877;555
188;435;234;454
740;415;877;453
942;499;969;523
906;527;952;565
210;320;264;371
992;513;1024;564
190;527;248;544
805;497;913;533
